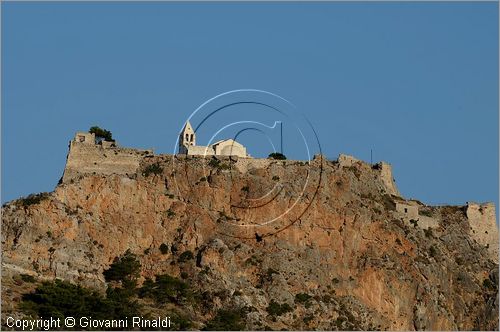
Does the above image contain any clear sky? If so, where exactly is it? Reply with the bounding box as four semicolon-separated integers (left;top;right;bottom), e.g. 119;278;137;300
2;2;498;214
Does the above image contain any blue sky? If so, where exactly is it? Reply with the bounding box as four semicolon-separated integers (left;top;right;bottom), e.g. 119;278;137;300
2;2;498;213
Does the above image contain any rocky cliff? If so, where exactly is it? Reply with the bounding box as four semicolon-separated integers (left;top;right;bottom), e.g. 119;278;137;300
2;149;499;330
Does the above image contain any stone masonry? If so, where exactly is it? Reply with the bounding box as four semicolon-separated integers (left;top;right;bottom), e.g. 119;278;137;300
467;202;499;262
61;132;153;183
61;132;497;263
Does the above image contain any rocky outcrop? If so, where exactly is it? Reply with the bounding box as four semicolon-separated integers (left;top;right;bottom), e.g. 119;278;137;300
2;153;498;330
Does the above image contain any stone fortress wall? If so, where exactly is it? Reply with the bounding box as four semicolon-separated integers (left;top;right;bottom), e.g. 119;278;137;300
336;153;498;261
61;132;498;262
62;132;153;183
378;162;400;197
233;157;272;173
393;199;439;230
338;154;400;196
467;202;499;260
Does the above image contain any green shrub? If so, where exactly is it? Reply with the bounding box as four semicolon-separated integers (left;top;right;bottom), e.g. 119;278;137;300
20;279;141;324
266;300;293;316
410;219;418;228
304;314;314;324
142;162;163;177
268;152;286;160
105;279;137;302
419;209;433;217
89;126;113;141
138;277;155;296
203;308;247;331
241;186;250;192
483;278;496;290
139;274;190;304
424;228;433;238
166;209;176;218
429;245;438;258
335;316;347;329
208;159;220;168
381;194;396;211
18;192;50;207
263;268;279;282
159;243;169;255
245;255;260;266
20;274;36;283
272;175;280;181
171;311;193;330
103;250;141;285
294;293;312;304
178;250;194;263
219;163;231;170
208;159;231;170
322;294;332;303
21;280;106;321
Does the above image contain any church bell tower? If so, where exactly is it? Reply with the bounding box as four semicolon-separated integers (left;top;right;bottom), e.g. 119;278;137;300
179;121;196;153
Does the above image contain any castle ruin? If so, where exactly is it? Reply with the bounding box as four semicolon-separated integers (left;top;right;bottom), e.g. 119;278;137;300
59;130;498;262
61;132;153;183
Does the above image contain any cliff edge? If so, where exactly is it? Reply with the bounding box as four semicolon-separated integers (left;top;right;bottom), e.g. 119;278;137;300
1;139;499;330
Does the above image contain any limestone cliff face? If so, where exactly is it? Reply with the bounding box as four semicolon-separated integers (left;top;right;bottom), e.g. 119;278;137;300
2;152;499;330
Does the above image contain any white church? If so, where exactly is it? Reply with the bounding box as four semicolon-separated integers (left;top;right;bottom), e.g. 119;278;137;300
178;121;250;158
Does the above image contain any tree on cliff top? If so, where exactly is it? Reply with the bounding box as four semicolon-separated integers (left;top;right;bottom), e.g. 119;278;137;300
89;126;113;142
268;152;287;160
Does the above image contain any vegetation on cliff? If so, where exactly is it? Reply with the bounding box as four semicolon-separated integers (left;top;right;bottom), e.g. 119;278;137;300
268;152;287;160
89;126;113;142
20;251;143;329
17;248;259;330
2;155;498;330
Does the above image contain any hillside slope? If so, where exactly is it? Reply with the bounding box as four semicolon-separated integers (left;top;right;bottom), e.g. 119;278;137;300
2;153;499;330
